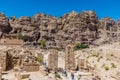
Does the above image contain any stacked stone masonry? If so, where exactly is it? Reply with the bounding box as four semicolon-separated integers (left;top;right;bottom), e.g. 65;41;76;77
48;50;58;69
65;45;75;70
77;59;89;71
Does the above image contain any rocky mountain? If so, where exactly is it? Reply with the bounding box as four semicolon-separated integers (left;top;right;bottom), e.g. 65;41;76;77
0;11;120;49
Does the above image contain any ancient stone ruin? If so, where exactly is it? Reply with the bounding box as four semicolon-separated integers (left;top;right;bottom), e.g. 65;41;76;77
0;48;40;72
15;73;30;80
65;45;75;70
48;50;58;69
20;54;40;72
0;52;7;71
77;58;89;71
0;34;23;45
22;63;39;72
0;51;13;71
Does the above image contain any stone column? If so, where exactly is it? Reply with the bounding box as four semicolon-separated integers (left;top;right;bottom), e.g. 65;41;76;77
65;45;75;70
48;50;58;70
77;59;88;71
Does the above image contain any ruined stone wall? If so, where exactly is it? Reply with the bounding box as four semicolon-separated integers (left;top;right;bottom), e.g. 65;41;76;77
15;73;30;80
65;45;75;70
22;64;39;72
0;38;23;45
0;52;13;71
0;34;23;45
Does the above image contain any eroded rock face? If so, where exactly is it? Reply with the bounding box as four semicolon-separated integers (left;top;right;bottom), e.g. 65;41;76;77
10;16;32;34
1;11;120;48
55;11;98;48
99;18;115;31
0;13;12;33
23;31;40;42
9;16;40;43
95;18;120;45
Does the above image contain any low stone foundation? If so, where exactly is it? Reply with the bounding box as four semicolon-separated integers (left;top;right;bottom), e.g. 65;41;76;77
22;66;39;72
22;65;39;72
15;73;30;80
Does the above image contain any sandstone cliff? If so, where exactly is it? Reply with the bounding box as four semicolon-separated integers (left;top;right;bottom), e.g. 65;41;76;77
0;11;119;49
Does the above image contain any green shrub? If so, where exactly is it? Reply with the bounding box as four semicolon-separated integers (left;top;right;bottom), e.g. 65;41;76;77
104;66;109;71
74;43;89;50
111;63;116;68
55;72;61;79
39;39;46;48
53;47;61;51
17;33;24;39
36;56;43;63
111;54;114;57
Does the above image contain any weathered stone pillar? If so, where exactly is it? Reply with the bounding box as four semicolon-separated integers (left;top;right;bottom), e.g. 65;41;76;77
0;54;7;71
2;57;6;71
77;58;88;71
65;45;75;70
48;50;58;69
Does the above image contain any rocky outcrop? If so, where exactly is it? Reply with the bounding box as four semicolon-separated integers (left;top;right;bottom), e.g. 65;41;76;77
55;11;98;48
1;11;120;48
9;16;40;43
94;18;120;45
0;13;12;33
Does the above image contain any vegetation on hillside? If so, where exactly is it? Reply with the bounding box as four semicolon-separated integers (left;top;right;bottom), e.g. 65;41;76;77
39;39;46;48
17;33;24;39
74;43;89;50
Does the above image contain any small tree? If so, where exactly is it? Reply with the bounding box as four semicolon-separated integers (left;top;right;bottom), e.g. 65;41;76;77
36;55;43;63
39;39;46;48
104;66;109;71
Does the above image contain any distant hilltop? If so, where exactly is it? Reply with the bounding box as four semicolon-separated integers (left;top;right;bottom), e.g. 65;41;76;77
0;11;120;49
